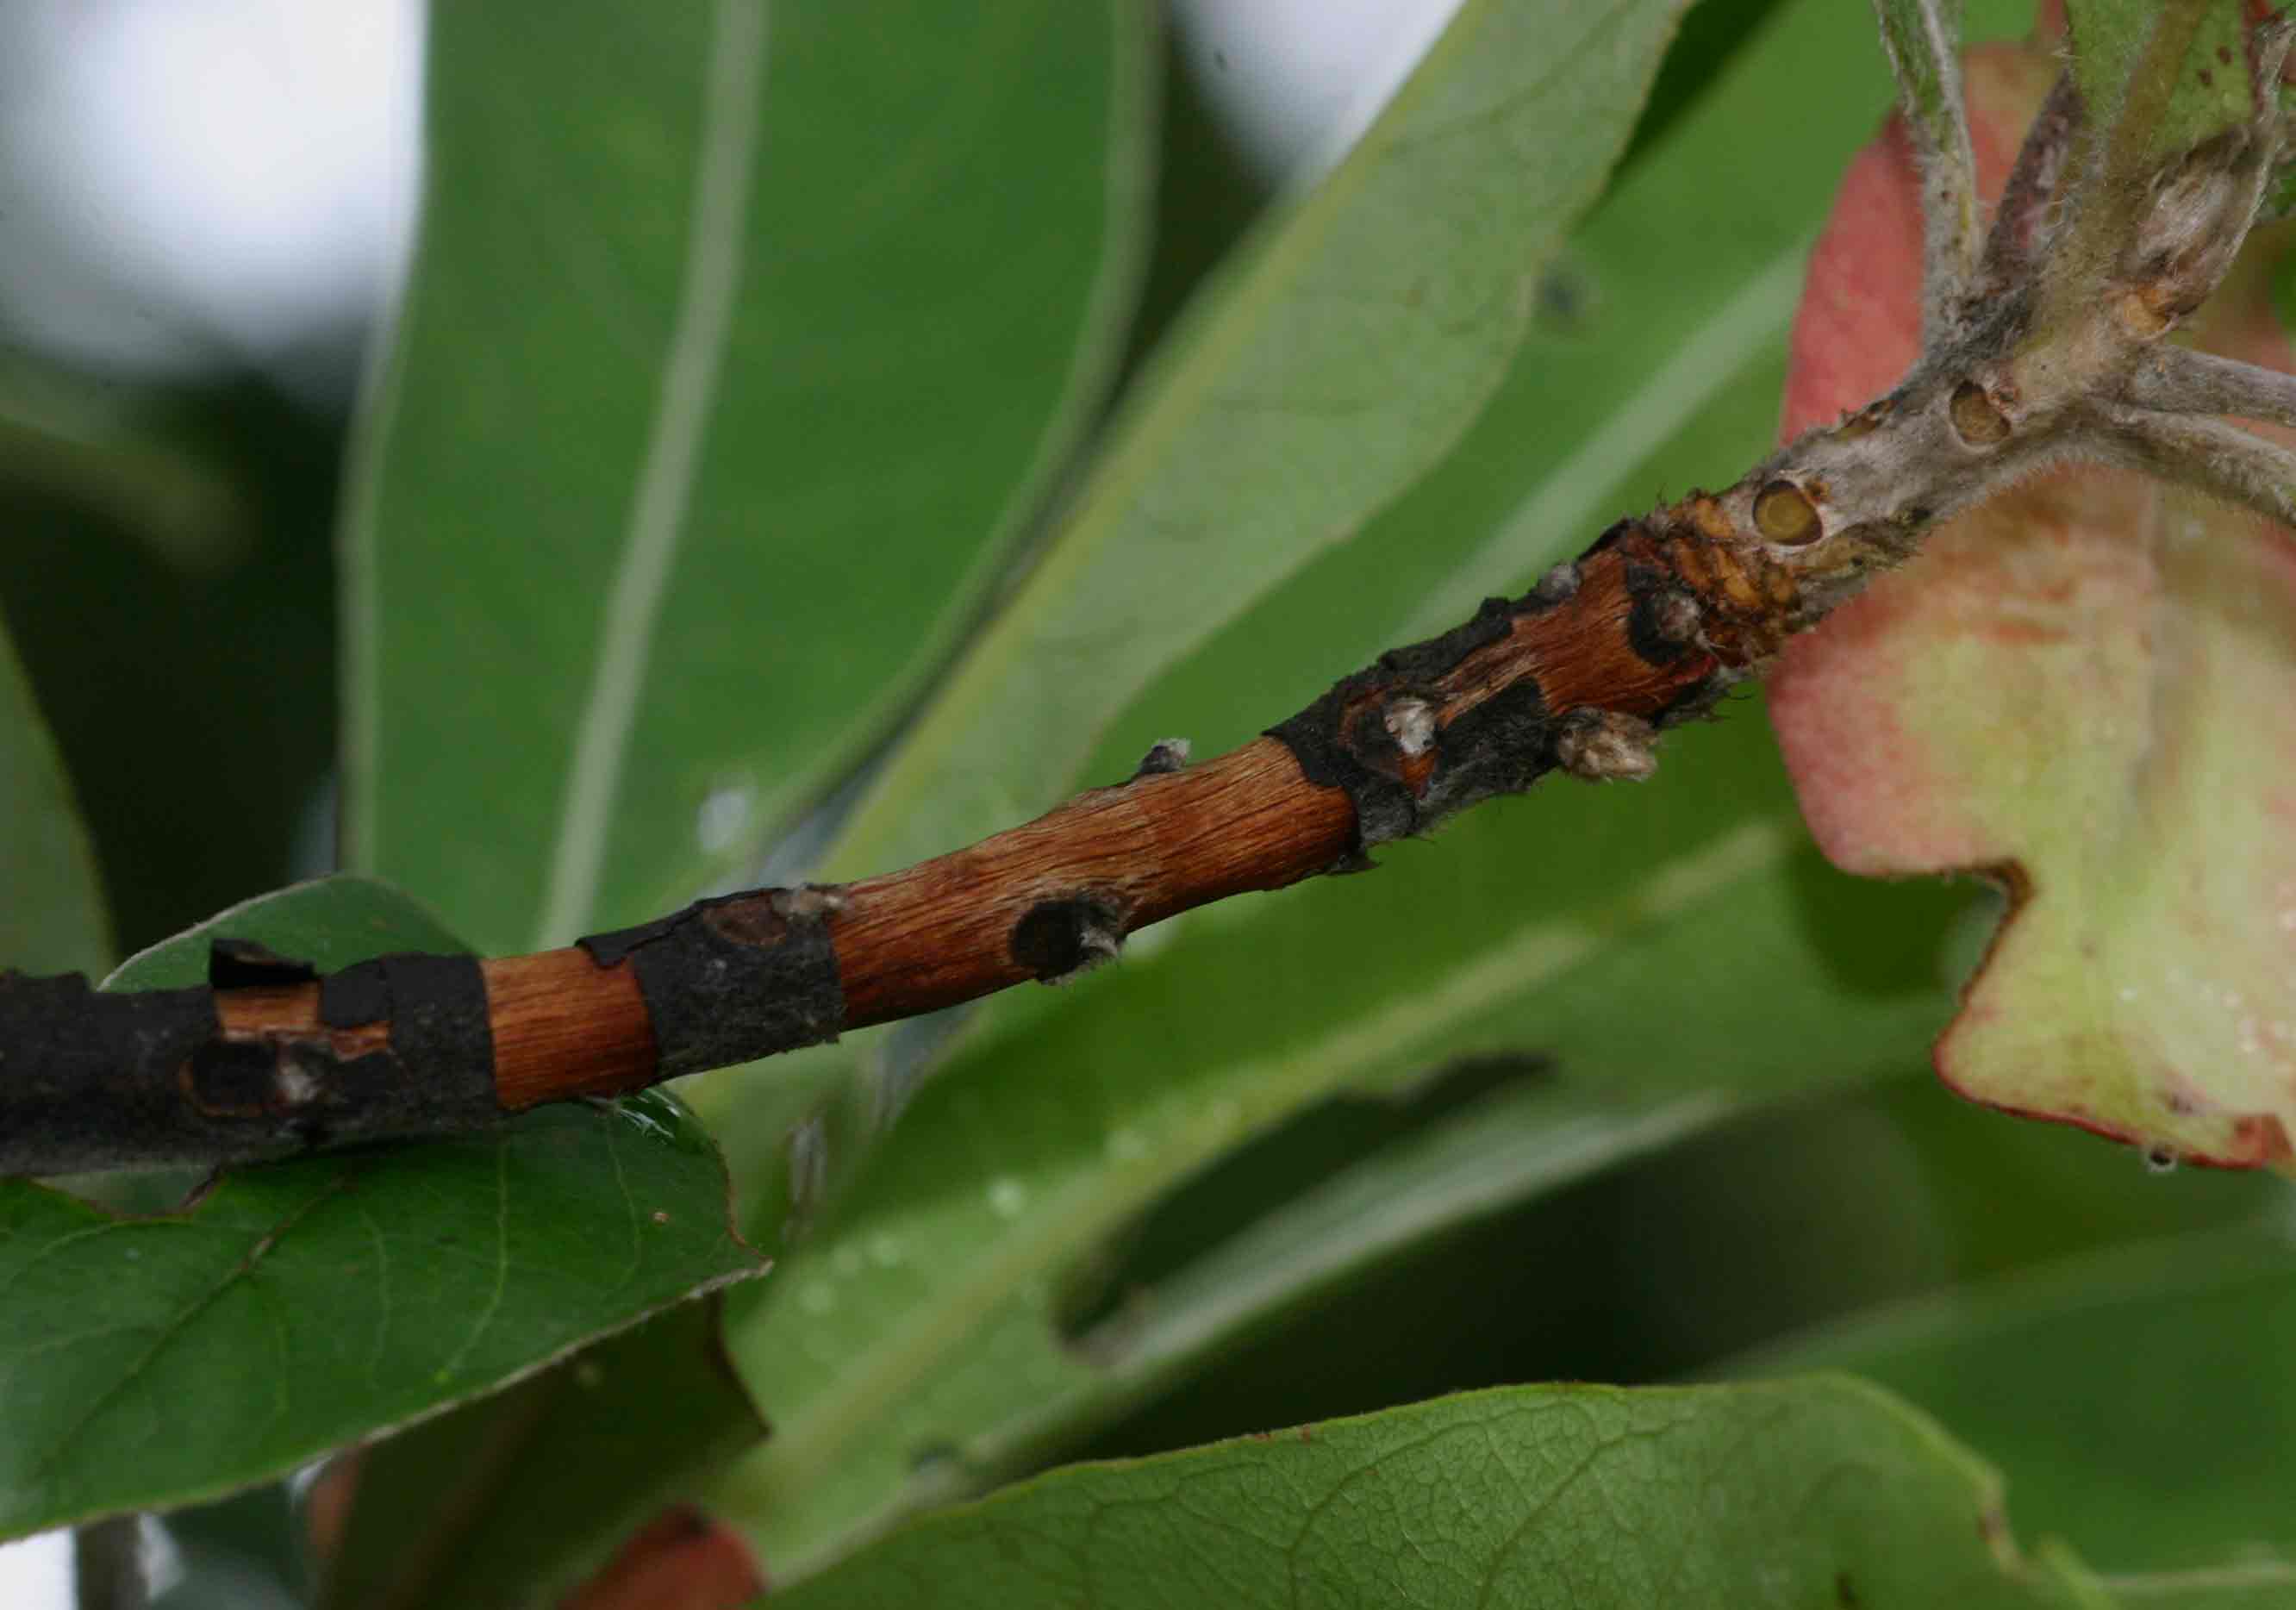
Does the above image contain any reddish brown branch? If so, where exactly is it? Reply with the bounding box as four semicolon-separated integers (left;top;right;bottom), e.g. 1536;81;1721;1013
830;735;1354;1025
0;502;1800;1175
486;948;655;1108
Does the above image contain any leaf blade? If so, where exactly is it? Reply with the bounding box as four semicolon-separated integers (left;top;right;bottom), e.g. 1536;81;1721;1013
708;704;1975;1576
320;1300;766;1610
692;0;1988;1570
818;0;1695;881
2063;0;2250;158
342;0;1154;952
1744;1226;2296;1577
0;877;766;1541
772;1378;2102;1610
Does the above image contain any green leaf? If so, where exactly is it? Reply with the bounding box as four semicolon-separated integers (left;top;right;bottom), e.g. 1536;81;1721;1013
705;700;1975;1577
818;0;1694;881
2064;0;2250;158
1138;0;2055;708
683;0;1972;1194
0;622;109;976
103;874;461;991
683;0;1903;1436
1051;1082;1730;1405
343;0;1155;953
0;875;765;1540
321;1299;764;1610
771;1378;2103;1610
1743;1226;2296;1578
689;0;1980;1575
0;380;339;956
1059;0;2036;795
1301;0;1904;666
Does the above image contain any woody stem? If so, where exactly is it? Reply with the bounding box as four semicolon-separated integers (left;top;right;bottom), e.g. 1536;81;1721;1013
0;502;1779;1176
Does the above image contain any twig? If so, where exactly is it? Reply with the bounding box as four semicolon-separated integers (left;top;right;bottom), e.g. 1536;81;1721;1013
2123;344;2296;427
2093;402;2296;524
1869;0;1983;343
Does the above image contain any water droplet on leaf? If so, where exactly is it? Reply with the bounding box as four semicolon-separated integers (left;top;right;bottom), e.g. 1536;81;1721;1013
696;783;754;853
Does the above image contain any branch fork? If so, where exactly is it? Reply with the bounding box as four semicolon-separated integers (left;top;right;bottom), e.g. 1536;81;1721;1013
1753;3;2296;608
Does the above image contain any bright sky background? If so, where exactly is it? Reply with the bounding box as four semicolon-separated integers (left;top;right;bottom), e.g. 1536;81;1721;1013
0;0;1460;1598
0;0;424;396
1169;0;1465;182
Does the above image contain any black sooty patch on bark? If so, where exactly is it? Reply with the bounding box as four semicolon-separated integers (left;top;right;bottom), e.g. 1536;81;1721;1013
1;952;505;1174
1373;596;1514;684
319;958;392;1027
0;971;220;1174
369;953;496;1099
1425;679;1552;814
183;1038;280;1116
1268;596;1531;858
1587;517;1644;556
1267;691;1419;855
580;889;844;1076
320;952;500;1131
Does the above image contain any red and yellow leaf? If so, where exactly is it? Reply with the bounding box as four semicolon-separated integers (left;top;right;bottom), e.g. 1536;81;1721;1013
1770;25;2296;1168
